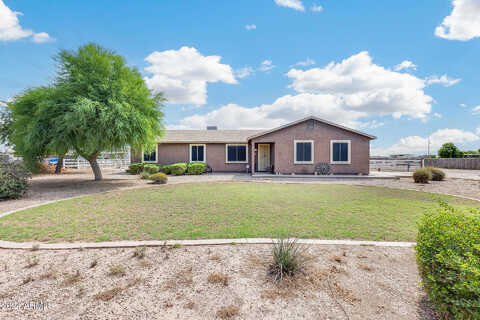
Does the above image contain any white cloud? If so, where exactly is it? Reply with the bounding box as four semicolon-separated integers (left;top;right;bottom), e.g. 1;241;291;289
245;24;256;31
460;103;467;108
259;60;275;72
394;60;417;71
235;66;255;79
0;0;52;42
287;51;433;120
293;58;316;67
311;4;323;12
472;105;480;114
372;128;480;156
425;74;461;87
477;127;480;135
433;112;443;118
32;32;52;43
435;0;480;41
274;0;305;11
144;46;237;106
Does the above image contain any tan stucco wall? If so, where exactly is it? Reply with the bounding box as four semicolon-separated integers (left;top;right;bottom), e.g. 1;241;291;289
250;119;371;175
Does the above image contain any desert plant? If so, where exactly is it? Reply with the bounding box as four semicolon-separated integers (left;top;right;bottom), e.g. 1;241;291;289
133;246;146;259
0;159;31;200
187;162;207;175
416;203;480;319
413;168;432;183
126;163;144;175
269;238;309;282
108;264;126;277
149;172;168;184
143;164;159;174
427;167;445;181
140;172;151;180
170;163;187;175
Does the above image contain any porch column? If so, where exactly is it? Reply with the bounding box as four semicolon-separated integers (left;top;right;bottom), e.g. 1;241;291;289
251;141;255;175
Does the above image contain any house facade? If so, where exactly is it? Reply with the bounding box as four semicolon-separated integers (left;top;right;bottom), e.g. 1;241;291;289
131;116;376;175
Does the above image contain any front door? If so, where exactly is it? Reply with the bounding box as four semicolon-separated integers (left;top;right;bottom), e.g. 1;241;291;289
258;144;270;172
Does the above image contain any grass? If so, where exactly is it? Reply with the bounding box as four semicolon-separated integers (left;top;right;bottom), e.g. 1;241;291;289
0;182;477;242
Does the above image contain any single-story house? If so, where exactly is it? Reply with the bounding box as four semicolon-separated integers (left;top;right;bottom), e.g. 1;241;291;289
131;116;376;175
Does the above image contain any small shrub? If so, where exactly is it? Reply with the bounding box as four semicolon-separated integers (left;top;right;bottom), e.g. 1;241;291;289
25;255;39;268
269;238;310;282
133;246;146;259
160;165;172;174
428;167;446;181
140;172;150;180
416;203;480;319
149;172;168;184
108;264;126;277
413;168;432;183
187;162;206;175
170;163;187;175
143;164;160;174
216;305;240;319
0;159;31;200
126;163;144;174
207;273;229;286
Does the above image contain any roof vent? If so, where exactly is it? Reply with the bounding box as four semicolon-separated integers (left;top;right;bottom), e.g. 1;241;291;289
206;126;218;130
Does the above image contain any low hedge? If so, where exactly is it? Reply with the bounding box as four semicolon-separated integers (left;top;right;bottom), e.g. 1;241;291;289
413;168;432;183
416;203;480;319
170;163;187;176
187;162;206;175
143;164;160;174
127;163;144;174
149;172;168;184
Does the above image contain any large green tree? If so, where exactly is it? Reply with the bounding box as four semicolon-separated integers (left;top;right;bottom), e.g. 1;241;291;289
1;43;164;180
437;142;462;158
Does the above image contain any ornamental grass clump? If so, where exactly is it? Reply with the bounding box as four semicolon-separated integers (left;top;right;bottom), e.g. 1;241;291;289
428;167;445;181
269;238;310;282
416;202;480;319
413;168;432;183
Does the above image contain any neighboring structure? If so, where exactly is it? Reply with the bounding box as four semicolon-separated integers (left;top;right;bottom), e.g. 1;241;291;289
131;116;376;175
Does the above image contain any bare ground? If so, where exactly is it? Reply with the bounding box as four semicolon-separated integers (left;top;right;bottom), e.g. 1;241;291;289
0;244;438;320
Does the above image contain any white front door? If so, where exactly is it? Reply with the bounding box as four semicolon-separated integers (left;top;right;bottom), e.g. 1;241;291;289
258;144;270;171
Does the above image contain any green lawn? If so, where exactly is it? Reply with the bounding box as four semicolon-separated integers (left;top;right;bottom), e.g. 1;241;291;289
0;182;477;242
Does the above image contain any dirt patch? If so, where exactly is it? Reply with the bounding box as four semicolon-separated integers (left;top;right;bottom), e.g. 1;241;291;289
0;244;438;319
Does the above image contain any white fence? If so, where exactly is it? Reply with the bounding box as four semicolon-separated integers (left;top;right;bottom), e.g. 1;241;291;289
370;159;422;172
63;158;130;169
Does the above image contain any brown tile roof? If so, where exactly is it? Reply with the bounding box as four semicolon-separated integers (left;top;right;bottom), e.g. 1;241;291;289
158;130;264;143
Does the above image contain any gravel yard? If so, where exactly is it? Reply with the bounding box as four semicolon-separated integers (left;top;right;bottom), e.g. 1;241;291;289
0;244;437;320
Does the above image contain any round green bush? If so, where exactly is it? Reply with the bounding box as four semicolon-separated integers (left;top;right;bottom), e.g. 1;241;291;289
143;164;160;174
413;168;432;183
170;163;187;176
149;172;168;184
0;160;31;200
127;163;144;174
187;162;206;175
416;203;480;319
428;167;445;181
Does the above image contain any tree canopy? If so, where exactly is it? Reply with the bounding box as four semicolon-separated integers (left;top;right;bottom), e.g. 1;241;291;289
437;142;463;158
0;43;164;180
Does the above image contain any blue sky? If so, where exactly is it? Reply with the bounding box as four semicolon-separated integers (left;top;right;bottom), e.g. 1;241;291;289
1;0;480;155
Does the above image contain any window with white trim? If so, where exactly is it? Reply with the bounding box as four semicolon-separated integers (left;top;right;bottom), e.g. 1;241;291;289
190;144;205;162
294;140;314;164
331;140;351;164
143;150;156;162
226;144;247;163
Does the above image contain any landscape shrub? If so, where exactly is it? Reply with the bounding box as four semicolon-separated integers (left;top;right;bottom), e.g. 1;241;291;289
428;167;446;181
187;162;206;175
127;163;144;175
413;168;432;183
269;238;310;282
143;164;159;174
149;172;168;184
416;203;480;319
170;163;187;176
159;165;171;174
0;159;31;200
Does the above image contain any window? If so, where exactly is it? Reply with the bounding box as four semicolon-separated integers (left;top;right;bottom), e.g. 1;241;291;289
190;144;205;162
294;140;314;164
331;140;351;164
226;144;247;163
143;149;157;162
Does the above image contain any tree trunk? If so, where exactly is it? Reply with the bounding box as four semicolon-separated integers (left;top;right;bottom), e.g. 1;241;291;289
55;156;64;174
87;155;103;181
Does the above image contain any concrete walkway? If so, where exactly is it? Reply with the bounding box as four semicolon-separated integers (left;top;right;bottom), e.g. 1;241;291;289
0;238;415;250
